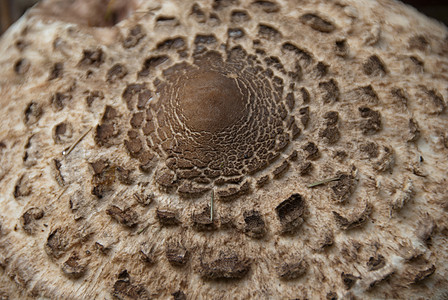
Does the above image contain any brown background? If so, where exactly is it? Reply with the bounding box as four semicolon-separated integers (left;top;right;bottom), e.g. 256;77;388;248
1;0;448;35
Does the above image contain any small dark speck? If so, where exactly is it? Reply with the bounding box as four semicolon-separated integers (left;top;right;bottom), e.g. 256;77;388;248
419;156;424;162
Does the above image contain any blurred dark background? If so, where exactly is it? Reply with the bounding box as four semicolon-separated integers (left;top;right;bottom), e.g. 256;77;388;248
403;0;448;26
1;0;448;35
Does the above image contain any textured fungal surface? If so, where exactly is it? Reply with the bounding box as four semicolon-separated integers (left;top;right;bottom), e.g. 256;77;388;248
0;0;448;299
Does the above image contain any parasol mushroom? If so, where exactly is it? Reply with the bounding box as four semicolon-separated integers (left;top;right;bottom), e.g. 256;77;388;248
0;0;447;298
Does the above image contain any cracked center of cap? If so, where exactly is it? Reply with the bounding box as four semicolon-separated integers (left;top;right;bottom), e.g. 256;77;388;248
177;70;246;133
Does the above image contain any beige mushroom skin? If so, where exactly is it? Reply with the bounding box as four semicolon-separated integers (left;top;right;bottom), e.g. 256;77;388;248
0;0;448;299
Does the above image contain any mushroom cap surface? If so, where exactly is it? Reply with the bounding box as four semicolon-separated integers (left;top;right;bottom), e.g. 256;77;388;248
0;0;448;299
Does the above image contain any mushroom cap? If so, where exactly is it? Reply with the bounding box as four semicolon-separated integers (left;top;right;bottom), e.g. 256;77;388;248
0;0;448;299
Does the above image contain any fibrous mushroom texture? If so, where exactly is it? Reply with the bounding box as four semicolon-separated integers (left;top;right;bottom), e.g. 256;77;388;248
0;0;448;298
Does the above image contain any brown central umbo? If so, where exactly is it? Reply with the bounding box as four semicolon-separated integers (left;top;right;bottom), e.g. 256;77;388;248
131;49;299;197
177;69;246;133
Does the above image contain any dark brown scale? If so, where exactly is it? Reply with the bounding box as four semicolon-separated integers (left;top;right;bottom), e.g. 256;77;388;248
138;56;169;77
106;205;138;227
231;10;250;22
258;24;281;39
13;175;32;199
130;112;144;128
421;86;446;114
409;55;424;69
94;123;116;146
172;291;187;300
272;160;289;178
24;101;43;125
367;255;386;271
51;92;72;111
341;273;358;290
408;118;420;142
62;253;87;278
199;253;250;280
91;168;116;198
290;121;301;138
299;106;310;128
191;206;216;231
288;62;302;81
323;111;338;126
123;24;145;48
156;209;181;226
102;106;118;121
335;39;348;57
209;13;221;26
112;271;150;299
86;90;104;106
326;292;338;300
330;173;356;203
191;3;206;23
300;13;335;33
303;142;319;160
408;35;429;51
277;259;307;280
298;161;313;176
282;42;313;65
228;28;245;39
256;175;269;187
155;16;178;26
53;122;71;144
156;37;186;51
106;64;128;83
333;204;371;230
137;90;152;109
212;0;239;10
165;243;189;267
410;265;436;283
14;58;30;74
363;55;387;76
391;87;408;107
194;34;217;45
251;1;280;13
155;170;176;188
21;207;44;234
315;61;329;77
51;158;65;186
357;85;379;104
48;62;63;80
138;151;155;172
359;142;379;158
276;193;306;234
243;210;266;238
79;49;104;67
358;107;381;135
319;79;340;103
116;167;133;185
319;126;340;144
122;83;146;110
217;181;250;200
45;228;71;259
285;93;295;111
